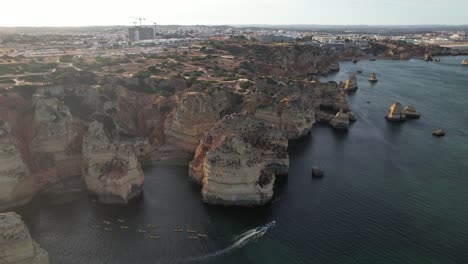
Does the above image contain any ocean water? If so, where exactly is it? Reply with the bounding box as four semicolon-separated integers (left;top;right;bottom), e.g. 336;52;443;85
18;56;468;264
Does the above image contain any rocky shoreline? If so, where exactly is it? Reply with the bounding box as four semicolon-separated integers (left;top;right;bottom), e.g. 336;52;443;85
0;42;353;212
335;40;468;62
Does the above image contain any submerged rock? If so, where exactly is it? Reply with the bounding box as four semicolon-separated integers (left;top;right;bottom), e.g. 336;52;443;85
312;167;324;178
0;212;49;264
329;109;351;130
386;102;406;122
432;130;446;137
82;122;144;204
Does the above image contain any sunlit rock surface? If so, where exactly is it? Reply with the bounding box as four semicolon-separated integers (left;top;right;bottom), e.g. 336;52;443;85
189;113;288;206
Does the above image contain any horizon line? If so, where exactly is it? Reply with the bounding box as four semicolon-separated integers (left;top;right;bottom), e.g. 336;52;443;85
1;24;468;29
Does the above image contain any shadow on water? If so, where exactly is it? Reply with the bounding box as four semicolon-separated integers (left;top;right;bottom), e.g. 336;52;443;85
383;119;405;137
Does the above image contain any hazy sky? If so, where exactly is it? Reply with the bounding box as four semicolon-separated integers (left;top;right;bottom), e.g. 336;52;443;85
1;0;467;27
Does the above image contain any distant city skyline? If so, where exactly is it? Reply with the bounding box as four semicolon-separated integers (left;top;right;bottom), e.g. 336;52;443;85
1;0;467;27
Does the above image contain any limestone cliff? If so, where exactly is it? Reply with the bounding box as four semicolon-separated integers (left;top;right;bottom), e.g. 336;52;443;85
0;212;49;264
29;97;84;193
165;85;240;153
0;121;35;212
82;121;144;204
250;79;348;138
222;44;340;77
0;42;351;210
189;113;288;206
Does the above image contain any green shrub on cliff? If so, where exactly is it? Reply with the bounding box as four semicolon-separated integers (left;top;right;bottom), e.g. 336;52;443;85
240;80;255;90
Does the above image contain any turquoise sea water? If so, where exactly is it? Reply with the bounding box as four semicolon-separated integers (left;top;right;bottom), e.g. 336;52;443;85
19;56;468;264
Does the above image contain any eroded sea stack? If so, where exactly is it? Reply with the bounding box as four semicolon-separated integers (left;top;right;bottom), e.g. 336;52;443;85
0;212;49;264
386;102;406;122
189;114;288;206
82;121;144;204
343;74;358;92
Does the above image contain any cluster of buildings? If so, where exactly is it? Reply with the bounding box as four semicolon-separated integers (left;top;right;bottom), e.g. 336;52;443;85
2;24;467;59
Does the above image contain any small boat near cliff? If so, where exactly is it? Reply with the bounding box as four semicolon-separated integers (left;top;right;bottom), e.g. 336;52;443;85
462;59;468;65
369;73;378;83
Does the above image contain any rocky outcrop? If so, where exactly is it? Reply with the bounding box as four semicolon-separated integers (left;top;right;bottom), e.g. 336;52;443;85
329;109;351;130
189;114;288;206
220;44;340;77
82;122;144;204
164;85;240;153
0;212;49;264
343;74;358;92
0;121;35;212
0;42;352;209
386;102;406;122
386;103;421;122
250;79;348;139
115;88;175;146
29;97;84;193
403;105;421;119
312;167;324;178
432;130;446;137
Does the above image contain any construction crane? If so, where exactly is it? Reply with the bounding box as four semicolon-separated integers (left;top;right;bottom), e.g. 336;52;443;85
131;17;146;27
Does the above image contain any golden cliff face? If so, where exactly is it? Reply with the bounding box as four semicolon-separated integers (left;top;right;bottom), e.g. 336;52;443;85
82;122;144;204
189;113;289;206
164;85;240;153
29;97;84;193
0;42;351;209
0;212;49;264
0;121;35;212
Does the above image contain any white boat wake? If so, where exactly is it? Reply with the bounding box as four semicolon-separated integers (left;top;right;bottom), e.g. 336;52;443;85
184;221;276;262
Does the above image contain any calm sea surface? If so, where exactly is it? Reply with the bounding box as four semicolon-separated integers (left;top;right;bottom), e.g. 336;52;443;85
19;56;468;264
